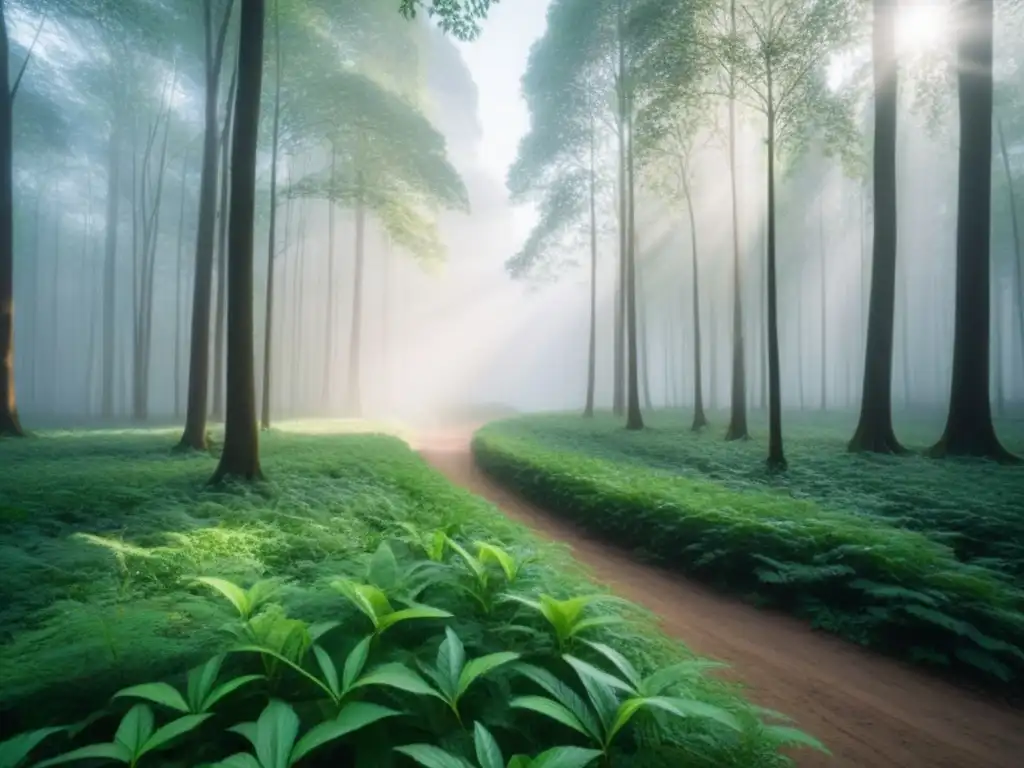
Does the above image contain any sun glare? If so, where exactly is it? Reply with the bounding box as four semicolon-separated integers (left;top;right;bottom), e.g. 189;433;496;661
895;3;949;55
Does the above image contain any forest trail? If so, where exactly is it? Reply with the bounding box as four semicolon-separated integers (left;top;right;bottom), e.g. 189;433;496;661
415;426;1024;768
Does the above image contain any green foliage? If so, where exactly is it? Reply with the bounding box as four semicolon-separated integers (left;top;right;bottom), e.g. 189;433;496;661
473;414;1024;690
505;595;624;652
0;430;811;767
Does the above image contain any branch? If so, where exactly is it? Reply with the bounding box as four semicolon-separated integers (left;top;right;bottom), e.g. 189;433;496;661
11;11;48;102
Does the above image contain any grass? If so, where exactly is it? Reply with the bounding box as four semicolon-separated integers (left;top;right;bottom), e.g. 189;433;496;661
0;426;809;767
472;410;1024;692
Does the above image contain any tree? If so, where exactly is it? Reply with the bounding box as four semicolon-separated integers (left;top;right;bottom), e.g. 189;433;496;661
929;0;1016;461
211;0;265;482
179;0;235;451
849;0;903;454
726;0;859;470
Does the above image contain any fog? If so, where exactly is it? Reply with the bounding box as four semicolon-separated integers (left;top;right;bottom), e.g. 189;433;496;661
5;0;1023;432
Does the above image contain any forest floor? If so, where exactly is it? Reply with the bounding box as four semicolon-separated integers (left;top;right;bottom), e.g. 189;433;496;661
417;423;1024;768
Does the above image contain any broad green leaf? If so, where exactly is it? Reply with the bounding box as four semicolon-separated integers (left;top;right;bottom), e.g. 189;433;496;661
639;660;727;697
507;757;532;768
368;542;400;590
377;606;453;634
581;642;640;690
114;704;154;755
313;646;341;699
437;628;467;695
256;700;300;768
563;657;633;695
564;658;619;735
606;698;647;744
0;727;65;768
510;696;590;738
393;744;473;768
114;683;190;714
188;655;225;712
568;616;624;638
231;645;333;700
138;714;212;757
476;542;518;581
291;703;400;764
196;577;252;618
203;675;265;712
212;754;262;768
352;663;444;699
446;538;486;578
229;722;259;750
472;722;503;768
308;621;342;643
342;636;373;692
764;725;830;753
34;743;133;767
513;664;601;741
458;652;519;698
643;697;742;732
332;580;393;626
530;747;603;768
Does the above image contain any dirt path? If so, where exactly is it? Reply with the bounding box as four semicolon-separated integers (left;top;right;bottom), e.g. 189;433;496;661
416;428;1024;768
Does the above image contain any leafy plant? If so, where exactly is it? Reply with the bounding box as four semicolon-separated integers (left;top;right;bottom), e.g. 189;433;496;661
331;579;452;639
35;704;209;767
398;523;456;563
212;698;398;768
447;539;531;614
504;595;623;652
416;628;520;724
364;541;448;602
114;654;264;714
196;578;279;622
0;726;65;768
395;722;602;768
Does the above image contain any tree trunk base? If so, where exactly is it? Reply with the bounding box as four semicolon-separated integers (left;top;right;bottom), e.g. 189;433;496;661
625;412;644;431
848;421;904;454
582;406;594;418
766;453;788;472
724;418;750;441
176;429;209;452
691;410;708;432
209;459;264;484
0;408;25;437
927;428;1019;463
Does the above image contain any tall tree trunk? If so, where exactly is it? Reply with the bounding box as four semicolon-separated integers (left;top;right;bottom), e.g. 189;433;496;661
0;9;20;435
584;116;597;417
760;219;767;410
292;199;307;413
179;0;234;451
996;119;1023;391
901;258;911;405
724;0;748;440
684;177;707;430
796;280;805;410
613;12;626;417
638;268;653;411
49;215;60;414
765;66;786;470
850;0;903;451
260;0;282;431
101;120;122;420
174;149;189;418
819;191;827;411
211;0;264;482
930;0;1013;460
993;278;1004;414
323;146;337;410
346;197;366;417
212;60;237;422
624;94;644;431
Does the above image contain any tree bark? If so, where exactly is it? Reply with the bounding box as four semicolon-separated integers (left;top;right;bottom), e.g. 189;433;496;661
323;146;337;409
0;9;21;436
212;58;237;422
765;64;786;470
260;0;282;431
624;93;643;431
346;197;366;417
211;0;264;483
996;119;1023;394
684;175;707;430
638;267;653;411
583;115;597;418
174;149;189;418
819;191;827;411
724;0;748;440
613;11;626;417
101;117;122;420
179;0;234;451
929;0;1013;460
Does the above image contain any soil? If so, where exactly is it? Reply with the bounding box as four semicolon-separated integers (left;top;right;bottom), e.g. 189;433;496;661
416;427;1024;768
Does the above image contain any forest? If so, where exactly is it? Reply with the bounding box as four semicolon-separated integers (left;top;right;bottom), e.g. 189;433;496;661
0;0;1022;766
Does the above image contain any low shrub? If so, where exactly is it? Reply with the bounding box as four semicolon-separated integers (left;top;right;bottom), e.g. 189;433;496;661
472;419;1024;691
0;429;815;767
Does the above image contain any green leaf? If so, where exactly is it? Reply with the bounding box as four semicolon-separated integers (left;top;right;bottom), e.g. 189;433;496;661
138;714;212;758
510;696;591;738
231;645;334;701
256;700;300;768
188;655;224;712
332;580;393;628
644;697;742;732
446;538;486;578
639;661;727;697
0;727;65;768
530;747;603;768
563;656;633;695
393;744;473;768
513;664;601;741
34;743;133;768
352;663;444;699
507;757;532;768
581;642;640;690
203;675;265;712
568;616;624;638
458;652;519;699
229;722;259;750
212;755;262;768
308;621;342;643
377;606;453;634
368;542;400;590
437;627;466;696
476;542;519;582
473;722;503;768
764;725;830;753
313;646;341;699
114;704;154;756
291;703;399;764
196;577;252;619
114;683;190;714
342;636;373;693
606;698;647;744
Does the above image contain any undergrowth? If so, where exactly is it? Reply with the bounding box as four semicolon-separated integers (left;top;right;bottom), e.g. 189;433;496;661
0;428;812;766
472;413;1024;692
